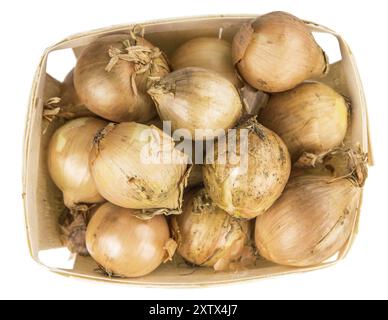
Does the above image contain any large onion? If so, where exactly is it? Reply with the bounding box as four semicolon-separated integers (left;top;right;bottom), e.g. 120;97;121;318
260;82;348;161
171;188;250;271
203;118;291;219
47;117;107;208
86;202;175;277
255;174;362;267
148;67;242;140
90;122;190;213
232;11;328;92
171;37;240;86
74;34;170;122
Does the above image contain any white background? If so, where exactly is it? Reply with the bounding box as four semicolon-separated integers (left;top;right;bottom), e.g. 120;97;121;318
1;0;387;300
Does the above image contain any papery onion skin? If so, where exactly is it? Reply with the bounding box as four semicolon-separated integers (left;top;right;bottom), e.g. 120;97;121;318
148;67;243;140
74;34;170;122
47;117;107;208
86;202;171;277
171;189;249;270
171;37;240;87
255;175;361;267
59;204;101;256
90;122;189;210
59;69;96;119
203;119;291;219
260;82;348;162
232;11;328;92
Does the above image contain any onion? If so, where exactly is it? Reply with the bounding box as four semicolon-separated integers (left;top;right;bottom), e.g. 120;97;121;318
58;69;96;119
171;188;250;271
47;117;107;208
203;118;291;219
86;202;176;277
255;173;363;267
148;67;242;140
59;204;101;256
232;11;328;92
44;74;61;99
74;33;170;122
260;82;348;161
89;122;190;213
171;37;240;86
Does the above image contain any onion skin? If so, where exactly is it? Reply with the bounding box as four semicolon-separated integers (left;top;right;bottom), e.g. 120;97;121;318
59;70;95;119
171;189;249;270
255;175;361;267
86;203;172;277
260;82;348;162
171;37;240;86
148;67;242;140
47;117;107;208
59;204;101;256
90;122;189;211
74;34;169;122
203;119;291;219
232;12;328;92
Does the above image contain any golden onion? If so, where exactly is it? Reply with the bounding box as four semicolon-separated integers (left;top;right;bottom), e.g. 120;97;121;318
255;174;362;267
148;67;242;140
89;122;190;213
47;117;107;208
86;202;176;277
171;188;250;271
203;118;291;219
260;82;348;162
232;11;328;92
58;69;96;119
74;34;169;122
171;37;240;86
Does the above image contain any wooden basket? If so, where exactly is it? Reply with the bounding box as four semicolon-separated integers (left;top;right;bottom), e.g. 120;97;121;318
22;15;372;287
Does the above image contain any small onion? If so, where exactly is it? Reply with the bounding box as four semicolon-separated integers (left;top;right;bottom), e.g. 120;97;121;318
203;118;291;219
260;82;348;161
58;69;96;119
148;67;242;140
59;204;101;256
255;174;362;267
48;117;108;208
86;202;175;277
89;122;189;212
171;188;250;271
74;34;170;122
44;74;61;99
171;37;240;86
232;11;328;92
